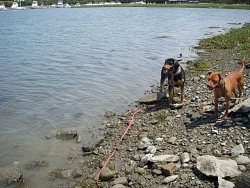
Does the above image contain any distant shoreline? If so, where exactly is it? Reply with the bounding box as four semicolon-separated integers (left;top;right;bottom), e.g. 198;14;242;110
76;3;250;10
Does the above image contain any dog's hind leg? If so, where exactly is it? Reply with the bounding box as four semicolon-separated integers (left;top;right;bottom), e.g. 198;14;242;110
180;83;184;104
237;77;244;104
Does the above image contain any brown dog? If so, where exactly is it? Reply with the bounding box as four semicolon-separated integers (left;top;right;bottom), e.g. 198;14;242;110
160;58;185;104
207;58;245;120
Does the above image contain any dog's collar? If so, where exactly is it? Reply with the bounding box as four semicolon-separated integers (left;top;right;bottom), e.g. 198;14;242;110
214;80;225;89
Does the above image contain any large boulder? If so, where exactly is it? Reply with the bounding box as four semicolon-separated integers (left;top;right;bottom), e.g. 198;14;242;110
197;155;241;178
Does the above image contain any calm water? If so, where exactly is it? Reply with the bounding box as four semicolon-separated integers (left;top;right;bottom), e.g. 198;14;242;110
0;7;249;187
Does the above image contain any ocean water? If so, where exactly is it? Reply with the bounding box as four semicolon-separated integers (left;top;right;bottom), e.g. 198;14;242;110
0;7;249;187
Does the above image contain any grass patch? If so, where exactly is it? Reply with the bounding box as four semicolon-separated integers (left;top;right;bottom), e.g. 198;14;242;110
195;24;250;59
154;110;171;123
186;60;210;72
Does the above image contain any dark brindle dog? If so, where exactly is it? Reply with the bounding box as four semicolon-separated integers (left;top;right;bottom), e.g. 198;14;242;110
160;58;185;104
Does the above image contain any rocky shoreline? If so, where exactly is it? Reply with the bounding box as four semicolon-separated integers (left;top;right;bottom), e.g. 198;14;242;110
75;48;250;188
1;35;250;188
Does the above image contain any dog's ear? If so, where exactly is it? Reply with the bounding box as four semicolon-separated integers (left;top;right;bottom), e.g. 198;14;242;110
208;71;212;76
218;73;224;81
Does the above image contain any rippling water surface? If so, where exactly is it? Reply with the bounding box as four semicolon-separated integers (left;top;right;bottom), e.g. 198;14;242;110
0;7;249;187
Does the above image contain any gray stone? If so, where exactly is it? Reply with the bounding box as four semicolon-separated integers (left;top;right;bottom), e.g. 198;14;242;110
82;137;104;152
72;167;82;178
138;92;166;103
162;175;178;184
114;177;128;185
197;155;241;178
150;154;180;163
181;152;190;163
138;137;152;150
100;167;115;181
111;184;127;188
232;155;250;165
230;97;250;113
115;160;125;174
139;154;153;167
134;167;147;175
167;137;177;144
125;161;137;175
231;144;245;155
146;146;157;154
238;165;246;171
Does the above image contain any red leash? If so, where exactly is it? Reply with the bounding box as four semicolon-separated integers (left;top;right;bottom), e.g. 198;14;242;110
95;107;146;187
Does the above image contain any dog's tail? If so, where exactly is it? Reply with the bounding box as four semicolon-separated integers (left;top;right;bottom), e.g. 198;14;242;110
234;58;245;72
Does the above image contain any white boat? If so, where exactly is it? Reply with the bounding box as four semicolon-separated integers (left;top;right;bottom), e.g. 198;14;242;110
0;4;8;10
56;0;63;8
75;2;80;6
63;3;71;8
31;1;39;8
11;1;25;10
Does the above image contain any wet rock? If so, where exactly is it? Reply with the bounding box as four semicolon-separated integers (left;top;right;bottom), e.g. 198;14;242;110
56;129;77;140
26;160;49;169
0;162;22;185
82;137;104;152
72;167;82;178
138;92;166;103
61;169;73;179
104;110;116;118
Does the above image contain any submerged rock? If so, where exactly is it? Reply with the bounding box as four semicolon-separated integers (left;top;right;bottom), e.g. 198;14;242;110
0;162;22;185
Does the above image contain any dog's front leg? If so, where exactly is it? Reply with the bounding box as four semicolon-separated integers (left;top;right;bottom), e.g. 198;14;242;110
223;96;231;120
213;94;219;119
160;76;166;92
168;85;174;104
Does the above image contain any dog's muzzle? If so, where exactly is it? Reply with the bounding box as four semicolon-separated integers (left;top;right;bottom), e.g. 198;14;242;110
207;84;214;90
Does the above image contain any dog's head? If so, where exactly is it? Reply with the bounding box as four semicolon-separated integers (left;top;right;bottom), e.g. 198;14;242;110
207;71;224;90
162;58;182;74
